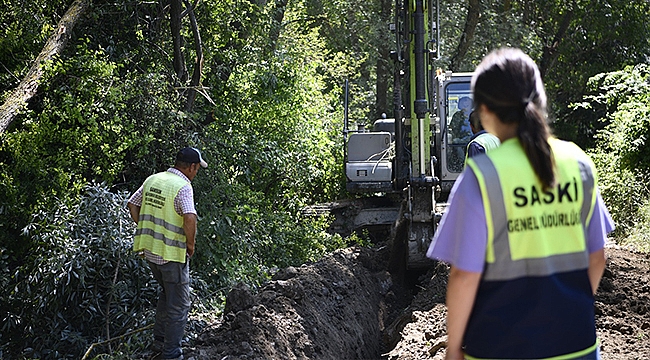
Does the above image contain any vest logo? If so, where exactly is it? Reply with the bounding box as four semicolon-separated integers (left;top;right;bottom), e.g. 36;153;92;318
144;186;167;209
513;177;579;207
508;177;581;233
508;210;581;233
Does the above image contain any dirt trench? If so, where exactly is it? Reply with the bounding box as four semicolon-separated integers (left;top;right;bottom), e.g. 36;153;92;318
185;245;650;360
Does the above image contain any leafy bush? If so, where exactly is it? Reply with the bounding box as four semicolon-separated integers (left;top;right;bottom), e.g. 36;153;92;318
192;180;346;290
579;64;650;239
1;184;157;359
0;41;192;265
622;200;650;252
189;47;347;289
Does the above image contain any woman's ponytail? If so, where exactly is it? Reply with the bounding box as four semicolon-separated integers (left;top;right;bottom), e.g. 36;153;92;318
518;99;554;189
472;48;555;189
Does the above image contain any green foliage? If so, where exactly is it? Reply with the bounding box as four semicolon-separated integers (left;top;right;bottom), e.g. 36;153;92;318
293;0;387;123
189;23;347;288
582;65;650;239
0;0;70;97
545;0;650;146
590;151;650;239
440;2;542;71
621;200;650;252
1;184;157;359
0;41;191;260
193;186;346;289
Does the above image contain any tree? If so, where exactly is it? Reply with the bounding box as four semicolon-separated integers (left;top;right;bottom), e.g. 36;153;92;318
0;0;88;134
374;0;393;118
580;64;650;236
525;0;650;147
534;0;577;79
449;0;480;71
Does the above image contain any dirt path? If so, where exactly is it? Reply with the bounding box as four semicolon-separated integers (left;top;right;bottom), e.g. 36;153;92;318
185;246;650;359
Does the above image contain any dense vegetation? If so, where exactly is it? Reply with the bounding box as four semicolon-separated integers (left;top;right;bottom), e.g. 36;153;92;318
0;0;648;358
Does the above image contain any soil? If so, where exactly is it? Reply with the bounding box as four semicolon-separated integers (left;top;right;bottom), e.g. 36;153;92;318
184;243;650;360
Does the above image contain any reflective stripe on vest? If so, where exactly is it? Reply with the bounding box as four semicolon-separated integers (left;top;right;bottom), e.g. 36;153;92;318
464;341;599;360
133;172;188;263
467;138;596;281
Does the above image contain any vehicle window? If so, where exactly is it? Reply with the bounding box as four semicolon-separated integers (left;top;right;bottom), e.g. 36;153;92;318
445;83;473;173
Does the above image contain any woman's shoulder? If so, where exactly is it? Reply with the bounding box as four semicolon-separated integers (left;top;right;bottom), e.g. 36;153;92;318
549;137;585;153
549;137;596;171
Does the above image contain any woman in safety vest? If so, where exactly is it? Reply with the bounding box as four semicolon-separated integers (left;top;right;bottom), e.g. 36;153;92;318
427;48;614;360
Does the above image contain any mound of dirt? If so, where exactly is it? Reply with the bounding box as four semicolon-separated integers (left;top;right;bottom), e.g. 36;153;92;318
185;246;650;359
595;247;650;359
187;246;399;359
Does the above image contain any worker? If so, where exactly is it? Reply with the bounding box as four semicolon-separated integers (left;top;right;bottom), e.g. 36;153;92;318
127;147;207;360
449;96;473;143
447;96;474;171
464;110;500;165
427;48;614;360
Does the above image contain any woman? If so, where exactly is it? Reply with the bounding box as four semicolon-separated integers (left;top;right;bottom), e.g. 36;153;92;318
427;48;614;360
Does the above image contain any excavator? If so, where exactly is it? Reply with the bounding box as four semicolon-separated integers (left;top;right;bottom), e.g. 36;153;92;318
307;0;475;269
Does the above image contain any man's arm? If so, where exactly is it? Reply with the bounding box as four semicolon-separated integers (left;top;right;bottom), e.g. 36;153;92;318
183;213;197;257
127;202;141;224
445;266;481;360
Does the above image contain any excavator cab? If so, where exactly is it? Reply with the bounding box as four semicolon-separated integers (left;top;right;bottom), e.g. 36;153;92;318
344;73;473;200
435;72;474;196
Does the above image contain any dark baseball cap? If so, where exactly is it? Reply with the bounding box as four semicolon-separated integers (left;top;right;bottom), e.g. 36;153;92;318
176;147;208;168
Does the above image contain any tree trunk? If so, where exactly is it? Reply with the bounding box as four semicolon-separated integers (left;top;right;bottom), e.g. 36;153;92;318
374;0;392;119
539;1;575;79
268;0;289;54
170;0;188;84
184;0;204;112
0;0;89;134
449;0;480;72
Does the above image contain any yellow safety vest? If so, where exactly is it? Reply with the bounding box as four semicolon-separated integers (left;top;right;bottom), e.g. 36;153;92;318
133;172;188;263
463;137;598;359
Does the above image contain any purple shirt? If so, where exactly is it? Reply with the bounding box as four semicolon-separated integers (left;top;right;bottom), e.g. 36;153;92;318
427;167;615;273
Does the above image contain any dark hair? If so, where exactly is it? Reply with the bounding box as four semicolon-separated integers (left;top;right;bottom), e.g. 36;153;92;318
471;48;554;188
469;110;482;131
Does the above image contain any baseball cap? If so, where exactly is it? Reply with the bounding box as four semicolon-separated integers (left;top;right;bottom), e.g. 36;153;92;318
176;147;208;168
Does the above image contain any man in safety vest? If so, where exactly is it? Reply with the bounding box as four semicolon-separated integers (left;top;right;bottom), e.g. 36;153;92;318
127;147;207;360
464;110;500;166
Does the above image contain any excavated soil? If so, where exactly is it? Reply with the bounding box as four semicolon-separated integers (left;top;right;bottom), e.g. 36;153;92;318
185;245;650;359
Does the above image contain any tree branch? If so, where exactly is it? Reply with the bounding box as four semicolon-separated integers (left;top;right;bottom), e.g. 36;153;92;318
450;0;480;71
539;1;575;79
0;0;89;134
81;324;154;360
170;0;188;84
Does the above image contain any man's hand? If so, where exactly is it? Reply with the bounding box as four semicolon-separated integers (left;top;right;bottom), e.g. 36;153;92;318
183;213;197;257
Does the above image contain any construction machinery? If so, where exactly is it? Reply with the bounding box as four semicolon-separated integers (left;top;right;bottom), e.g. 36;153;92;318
308;0;475;268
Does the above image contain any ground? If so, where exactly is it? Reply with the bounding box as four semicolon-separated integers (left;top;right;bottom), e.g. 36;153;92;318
184;244;650;360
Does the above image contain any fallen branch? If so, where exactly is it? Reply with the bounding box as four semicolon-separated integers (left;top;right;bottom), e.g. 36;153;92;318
81;323;154;360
